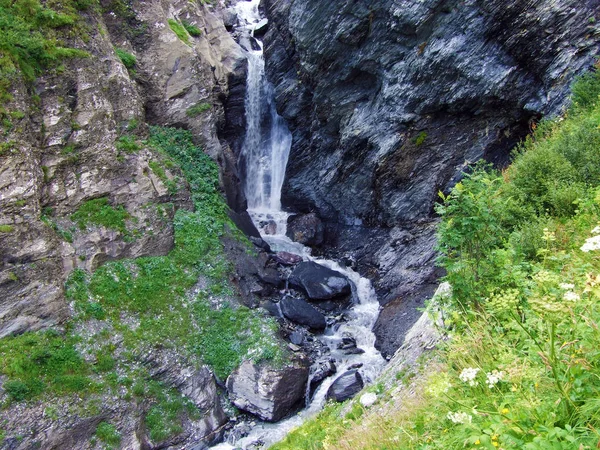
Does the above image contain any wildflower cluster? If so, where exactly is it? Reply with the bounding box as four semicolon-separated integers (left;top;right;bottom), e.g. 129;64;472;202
446;411;472;424
459;368;479;386
581;235;600;252
485;370;504;388
486;289;519;315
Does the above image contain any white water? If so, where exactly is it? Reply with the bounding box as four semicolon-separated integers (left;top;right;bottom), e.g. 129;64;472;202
212;2;386;448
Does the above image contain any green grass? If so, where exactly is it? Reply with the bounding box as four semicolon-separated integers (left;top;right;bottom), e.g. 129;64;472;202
95;422;120;448
186;102;211;117
0;0;88;112
0;330;94;401
114;47;136;70
115;135;140;153
168;19;190;45
270;67;600;450
182;21;201;37
71;197;131;234
0;224;14;233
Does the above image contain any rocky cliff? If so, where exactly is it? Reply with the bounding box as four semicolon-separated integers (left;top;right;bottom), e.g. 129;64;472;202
0;0;257;447
262;0;600;355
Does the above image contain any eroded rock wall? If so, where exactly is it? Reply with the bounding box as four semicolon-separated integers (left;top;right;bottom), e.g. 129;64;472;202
0;0;247;338
262;0;600;355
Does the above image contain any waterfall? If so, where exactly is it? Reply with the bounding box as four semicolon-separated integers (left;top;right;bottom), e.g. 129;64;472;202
238;10;292;213
212;1;386;448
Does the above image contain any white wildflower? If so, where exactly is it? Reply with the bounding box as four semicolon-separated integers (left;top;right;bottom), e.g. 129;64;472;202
592;226;600;235
459;367;480;386
563;291;580;302
446;411;473;424
485;369;504;388
559;283;575;290
581;235;600;252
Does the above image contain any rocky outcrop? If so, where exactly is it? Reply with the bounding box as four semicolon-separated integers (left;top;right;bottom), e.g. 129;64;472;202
288;261;352;300
226;357;310;422
0;0;247;337
262;0;600;355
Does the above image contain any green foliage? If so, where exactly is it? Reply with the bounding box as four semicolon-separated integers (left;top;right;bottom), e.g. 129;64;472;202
95;422;121;447
168;19;190;45
186;102;211;117
0;0;88;110
115;135;141;153
182;21;202;37
71;197;130;233
0;224;14;232
193;300;284;379
148;160;178;194
0;331;92;401
114;47;136;70
413;130;427;146
571;65;600;111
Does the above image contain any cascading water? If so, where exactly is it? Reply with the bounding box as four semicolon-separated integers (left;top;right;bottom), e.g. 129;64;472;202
213;2;386;448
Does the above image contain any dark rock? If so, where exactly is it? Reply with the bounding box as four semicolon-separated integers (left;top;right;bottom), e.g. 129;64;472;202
326;370;364;402
286;213;324;246
252;18;269;36
347;363;363;370
272;251;303;266
288;261;351;300
228;211;262;238
226;358;310;422
258;267;282;287
289;331;304;345
260;300;282;318
249;236;271;252
309;360;337;398
280;295;327;331
344;347;365;355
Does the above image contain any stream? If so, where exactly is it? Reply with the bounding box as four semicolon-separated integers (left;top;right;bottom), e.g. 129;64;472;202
212;1;386;447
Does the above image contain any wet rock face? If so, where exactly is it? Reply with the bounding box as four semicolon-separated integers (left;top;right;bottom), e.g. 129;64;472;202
288;261;352;300
263;0;600;226
263;0;600;356
226;358;310;422
286;213;324;246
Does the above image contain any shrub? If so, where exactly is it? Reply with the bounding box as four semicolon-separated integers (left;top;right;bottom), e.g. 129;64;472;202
115;135;140;153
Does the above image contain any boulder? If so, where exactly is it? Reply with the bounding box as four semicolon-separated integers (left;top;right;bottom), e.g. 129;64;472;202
308;359;337;399
288;261;351;300
280;296;326;330
226;359;309;422
326;370;364;402
273;251;303;266
286;213;324;246
252;18;269;36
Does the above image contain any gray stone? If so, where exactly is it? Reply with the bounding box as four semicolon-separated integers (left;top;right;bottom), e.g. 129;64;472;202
288;261;351;300
326;370;364;402
286;213;324;246
280;295;327;330
226;359;309;422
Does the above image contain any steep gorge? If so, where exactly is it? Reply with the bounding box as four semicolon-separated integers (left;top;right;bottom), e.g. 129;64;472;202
261;0;600;356
0;0;599;448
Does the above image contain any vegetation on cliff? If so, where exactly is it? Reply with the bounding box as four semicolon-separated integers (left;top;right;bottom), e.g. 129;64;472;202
272;66;600;449
0;127;285;442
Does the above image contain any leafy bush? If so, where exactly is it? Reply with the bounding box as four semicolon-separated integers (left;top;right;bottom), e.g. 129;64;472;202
186;102;211;117
115;135;140;153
